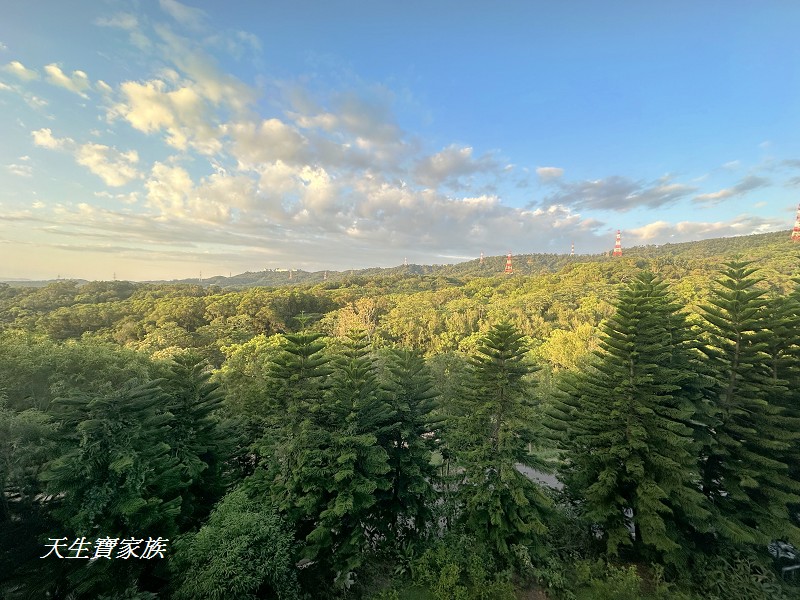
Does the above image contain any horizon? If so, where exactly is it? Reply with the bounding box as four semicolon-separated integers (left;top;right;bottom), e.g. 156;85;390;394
1;1;799;280
1;228;792;283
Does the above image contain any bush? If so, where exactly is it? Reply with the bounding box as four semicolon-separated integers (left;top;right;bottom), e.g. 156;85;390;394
169;488;299;600
411;536;516;600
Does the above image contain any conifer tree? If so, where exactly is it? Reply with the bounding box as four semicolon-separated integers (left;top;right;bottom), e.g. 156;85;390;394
40;379;183;596
305;330;391;583
548;272;712;562
161;354;233;530
375;348;441;542
454;321;551;561
262;322;331;534
769;281;800;520
699;262;800;546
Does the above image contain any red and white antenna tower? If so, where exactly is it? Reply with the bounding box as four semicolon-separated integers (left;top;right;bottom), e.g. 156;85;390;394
570;242;574;256
480;251;484;265
504;251;514;274
612;230;622;257
792;204;800;242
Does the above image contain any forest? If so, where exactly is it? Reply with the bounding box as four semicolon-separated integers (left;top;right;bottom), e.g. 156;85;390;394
1;230;799;599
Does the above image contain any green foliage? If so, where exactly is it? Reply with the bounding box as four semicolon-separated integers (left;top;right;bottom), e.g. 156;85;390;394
574;562;643;600
549;272;712;563
693;551;796;600
161;354;235;529
2;236;800;597
453;322;551;561
41;378;183;539
264;326;332;529
304;330;392;582
411;536;516;600
376;348;441;542
699;262;800;546
170;487;299;600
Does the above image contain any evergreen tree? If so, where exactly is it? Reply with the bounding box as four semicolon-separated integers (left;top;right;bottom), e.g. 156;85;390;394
454;321;551;561
305;330;391;583
40;379;183;597
548;272;712;562
375;348;441;542
161;354;234;530
763;287;800;504
261;324;331;537
699;262;800;546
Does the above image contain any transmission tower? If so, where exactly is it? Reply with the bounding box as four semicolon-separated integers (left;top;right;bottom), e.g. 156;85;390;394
612;230;622;257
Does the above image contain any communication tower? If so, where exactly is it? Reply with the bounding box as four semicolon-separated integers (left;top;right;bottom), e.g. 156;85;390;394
504;252;513;274
612;230;623;257
792;204;800;242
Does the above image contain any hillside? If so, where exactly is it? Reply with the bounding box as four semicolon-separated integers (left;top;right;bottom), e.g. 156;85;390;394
156;229;799;288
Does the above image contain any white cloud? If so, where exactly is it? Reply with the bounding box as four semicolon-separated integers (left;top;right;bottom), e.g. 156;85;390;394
159;0;207;30
6;163;33;177
31;128;72;149
414;145;497;188
112;78;224;154
96;80;113;94
2;60;39;81
536;166;564;181
629;215;785;245
693;175;770;205
94;13;139;30
76;143;140;187
145;162;255;223
44;63;91;97
228;118;307;167
543;174;696;212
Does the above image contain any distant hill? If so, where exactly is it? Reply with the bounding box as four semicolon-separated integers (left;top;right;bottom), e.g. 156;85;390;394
4;230;797;289
163;229;797;289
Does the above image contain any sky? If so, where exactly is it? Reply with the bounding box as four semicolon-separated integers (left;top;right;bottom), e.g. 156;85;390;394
1;0;799;281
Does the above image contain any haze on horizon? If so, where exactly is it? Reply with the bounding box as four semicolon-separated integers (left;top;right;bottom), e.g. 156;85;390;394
1;1;798;281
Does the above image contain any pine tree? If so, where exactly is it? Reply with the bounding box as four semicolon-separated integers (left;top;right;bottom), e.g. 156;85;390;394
161;354;234;530
699;262;800;546
40;379;183;596
549;272;712;562
261;324;331;535
375;348;441;542
305;330;391;583
454;321;551;561
771;280;800;522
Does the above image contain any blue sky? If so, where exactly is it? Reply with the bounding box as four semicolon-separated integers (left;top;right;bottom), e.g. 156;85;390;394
1;0;798;280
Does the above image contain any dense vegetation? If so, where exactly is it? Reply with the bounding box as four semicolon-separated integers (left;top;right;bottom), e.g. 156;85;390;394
1;231;799;599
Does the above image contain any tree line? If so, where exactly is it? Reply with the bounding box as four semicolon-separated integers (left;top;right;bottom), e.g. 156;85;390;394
1;259;799;598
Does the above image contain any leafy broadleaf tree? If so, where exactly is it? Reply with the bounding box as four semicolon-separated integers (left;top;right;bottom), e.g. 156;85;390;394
549;272;712;563
375;348;441;543
699;262;800;546
170;487;300;600
454;321;551;561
